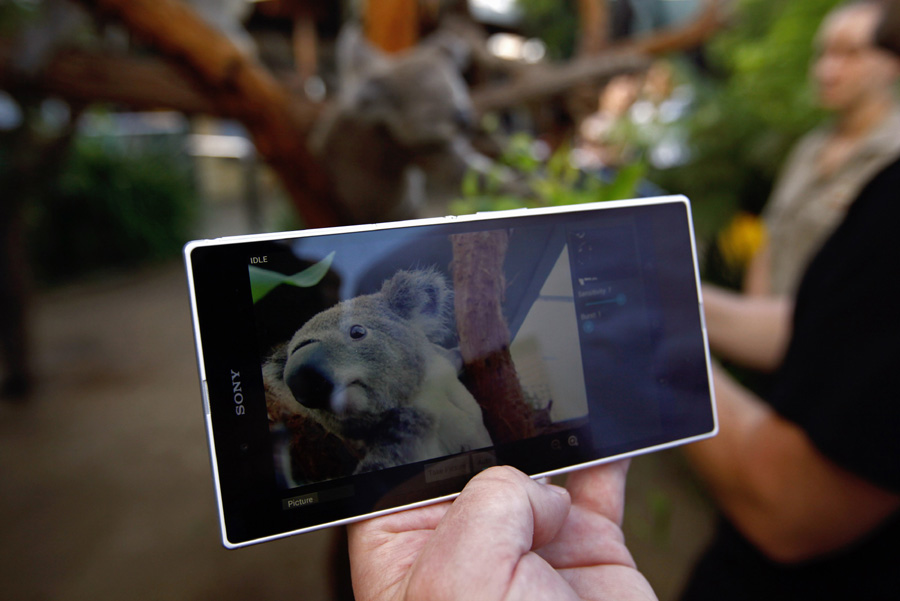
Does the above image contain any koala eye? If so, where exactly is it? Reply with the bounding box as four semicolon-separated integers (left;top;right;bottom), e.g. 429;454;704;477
349;325;367;340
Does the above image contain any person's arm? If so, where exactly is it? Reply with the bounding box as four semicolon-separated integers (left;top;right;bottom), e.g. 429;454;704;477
701;284;792;371
741;240;772;297
348;463;657;601
685;364;900;563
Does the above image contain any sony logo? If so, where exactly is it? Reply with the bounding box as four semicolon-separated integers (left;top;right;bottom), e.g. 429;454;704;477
231;370;246;416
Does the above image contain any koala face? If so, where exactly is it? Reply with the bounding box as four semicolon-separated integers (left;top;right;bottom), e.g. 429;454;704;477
338;25;474;148
282;269;452;439
353;48;474;147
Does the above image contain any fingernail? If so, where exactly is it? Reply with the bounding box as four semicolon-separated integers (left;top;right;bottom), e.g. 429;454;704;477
547;484;569;496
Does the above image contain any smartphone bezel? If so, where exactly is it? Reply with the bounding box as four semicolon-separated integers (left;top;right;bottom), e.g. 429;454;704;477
184;195;718;549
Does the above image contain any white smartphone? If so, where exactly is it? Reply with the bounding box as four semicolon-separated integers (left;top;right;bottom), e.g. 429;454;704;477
184;195;717;548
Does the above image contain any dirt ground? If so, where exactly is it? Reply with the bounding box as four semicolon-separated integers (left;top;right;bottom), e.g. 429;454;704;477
0;201;716;601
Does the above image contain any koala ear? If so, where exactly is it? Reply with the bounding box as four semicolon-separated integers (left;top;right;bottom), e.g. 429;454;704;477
421;29;471;72
337;23;390;80
382;269;453;341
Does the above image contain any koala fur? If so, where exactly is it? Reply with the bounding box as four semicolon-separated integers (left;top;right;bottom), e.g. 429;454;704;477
266;269;492;473
310;25;499;223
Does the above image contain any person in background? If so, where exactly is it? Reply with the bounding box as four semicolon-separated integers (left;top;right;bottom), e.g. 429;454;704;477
744;0;900;298
681;1;900;599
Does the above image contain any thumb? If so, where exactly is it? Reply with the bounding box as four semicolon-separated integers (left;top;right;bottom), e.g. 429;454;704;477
407;467;571;598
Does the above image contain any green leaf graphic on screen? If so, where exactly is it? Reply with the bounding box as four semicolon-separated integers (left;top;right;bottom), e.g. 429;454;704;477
249;251;335;303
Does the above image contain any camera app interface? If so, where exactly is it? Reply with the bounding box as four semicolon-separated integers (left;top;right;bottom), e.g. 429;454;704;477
249;224;594;492
243;205;709;511
189;200;713;545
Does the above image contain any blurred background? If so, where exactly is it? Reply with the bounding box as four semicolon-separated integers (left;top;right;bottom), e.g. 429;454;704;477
0;0;850;599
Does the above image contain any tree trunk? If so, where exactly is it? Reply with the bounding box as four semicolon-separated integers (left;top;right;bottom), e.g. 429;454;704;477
451;230;536;443
578;0;610;55
364;0;421;53
569;0;613;135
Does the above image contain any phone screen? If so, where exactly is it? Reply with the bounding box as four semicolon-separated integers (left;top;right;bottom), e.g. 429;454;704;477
186;197;715;547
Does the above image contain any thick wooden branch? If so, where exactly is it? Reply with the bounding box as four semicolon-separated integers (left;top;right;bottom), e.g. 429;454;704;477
0;42;214;113
471;51;650;114
0;42;322;126
76;0;345;228
470;0;726;114
621;0;726;55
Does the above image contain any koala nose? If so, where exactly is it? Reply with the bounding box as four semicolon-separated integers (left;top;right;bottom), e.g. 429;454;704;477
286;365;334;411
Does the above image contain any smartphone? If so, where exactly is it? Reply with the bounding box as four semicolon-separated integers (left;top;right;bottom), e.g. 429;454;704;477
184;195;717;548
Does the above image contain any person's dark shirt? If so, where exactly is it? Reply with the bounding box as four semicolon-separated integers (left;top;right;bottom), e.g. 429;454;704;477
681;157;900;600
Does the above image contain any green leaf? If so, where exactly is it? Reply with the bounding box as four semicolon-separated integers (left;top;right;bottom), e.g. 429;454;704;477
461;169;480;198
603;162;646;201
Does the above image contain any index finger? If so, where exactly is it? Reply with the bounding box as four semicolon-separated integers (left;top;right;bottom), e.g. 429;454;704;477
564;459;631;526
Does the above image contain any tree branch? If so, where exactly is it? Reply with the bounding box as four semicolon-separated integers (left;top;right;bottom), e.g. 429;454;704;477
620;0;727;55
75;0;345;227
470;0;726;114
0;42;215;113
471;51;650;115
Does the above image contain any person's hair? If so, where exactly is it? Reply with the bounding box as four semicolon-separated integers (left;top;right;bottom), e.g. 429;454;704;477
844;0;882;9
875;0;900;55
829;1;899;54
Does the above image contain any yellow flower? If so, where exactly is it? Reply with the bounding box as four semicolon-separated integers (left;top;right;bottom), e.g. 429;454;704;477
717;212;767;272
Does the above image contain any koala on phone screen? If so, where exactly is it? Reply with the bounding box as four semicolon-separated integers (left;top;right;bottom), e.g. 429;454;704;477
272;269;492;473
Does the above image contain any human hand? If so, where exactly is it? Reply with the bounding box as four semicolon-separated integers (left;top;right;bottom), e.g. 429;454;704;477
348;461;657;601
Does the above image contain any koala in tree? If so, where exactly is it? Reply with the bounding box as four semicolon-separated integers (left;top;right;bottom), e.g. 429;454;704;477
310;25;499;224
265;269;492;473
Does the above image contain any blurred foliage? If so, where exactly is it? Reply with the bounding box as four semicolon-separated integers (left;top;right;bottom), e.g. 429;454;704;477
450;132;645;214
648;0;843;231
629;488;675;546
27;136;197;283
517;0;580;60
515;0;844;247
0;0;37;33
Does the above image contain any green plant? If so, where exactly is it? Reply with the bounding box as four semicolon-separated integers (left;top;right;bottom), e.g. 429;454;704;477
27;135;197;282
0;0;37;34
450;133;646;215
516;0;580;60
647;0;843;224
